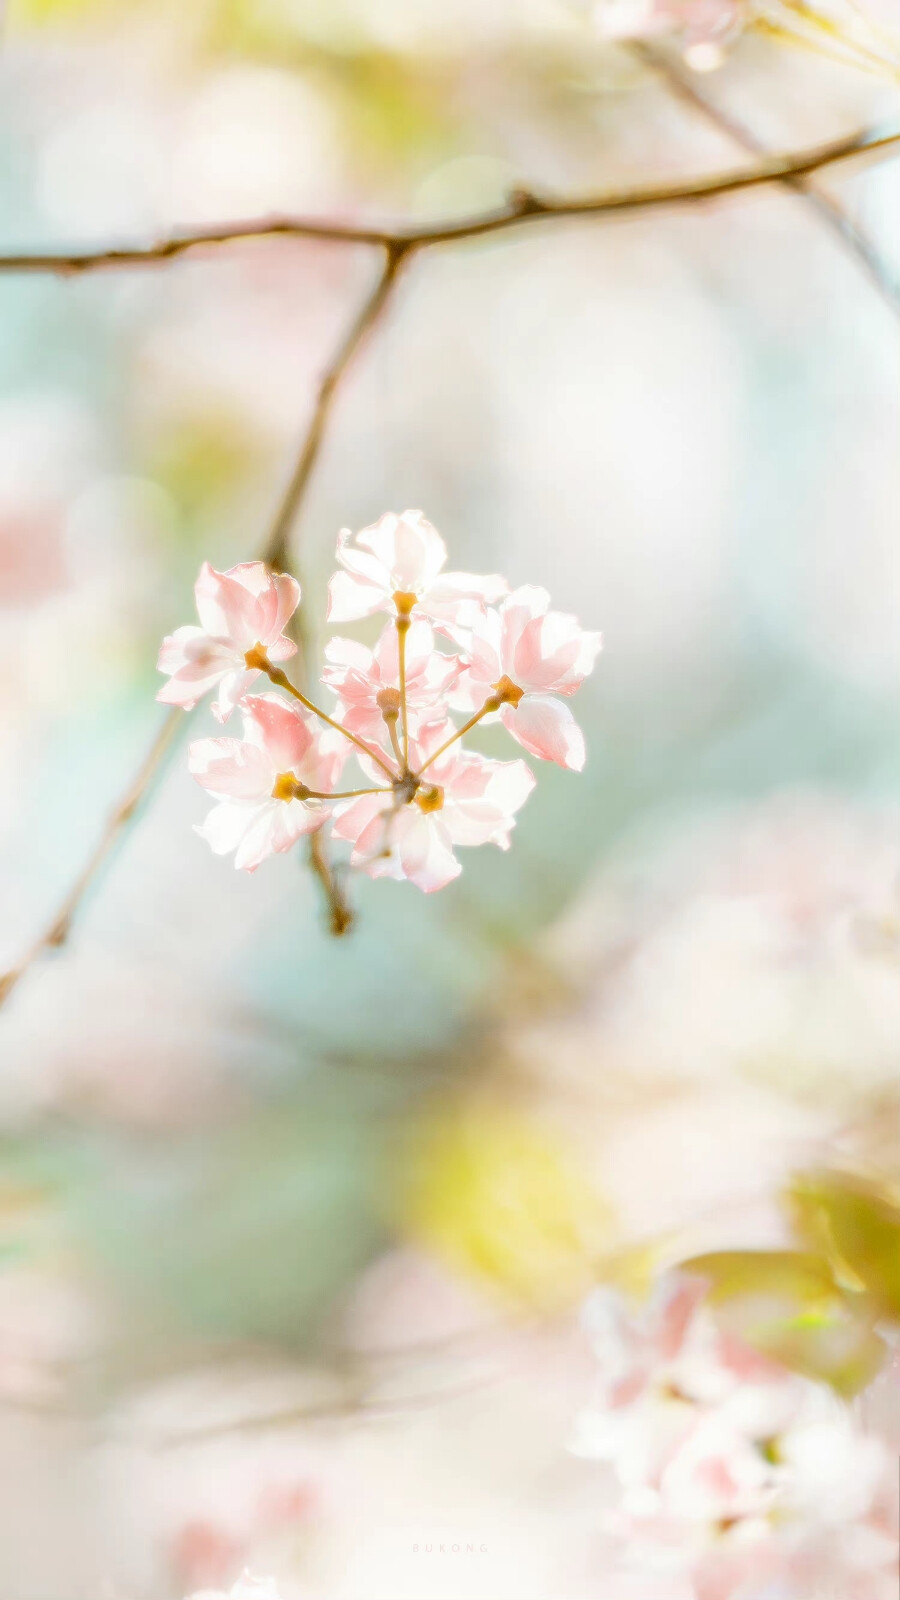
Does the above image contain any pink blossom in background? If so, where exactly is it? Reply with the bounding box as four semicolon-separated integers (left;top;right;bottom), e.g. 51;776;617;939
590;0;900;74
591;0;745;49
321;619;460;737
158;561;301;722
331;721;536;891
455;585;602;769
189;694;347;871
174;1478;318;1593
574;1272;898;1599
186;1574;283;1600
325;510;507;635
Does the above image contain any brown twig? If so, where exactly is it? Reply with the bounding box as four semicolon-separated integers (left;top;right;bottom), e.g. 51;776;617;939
629;44;900;317
0;252;408;999
263;244;408;574
0;124;896;276
307;829;355;937
0;710;182;1005
147;1366;505;1449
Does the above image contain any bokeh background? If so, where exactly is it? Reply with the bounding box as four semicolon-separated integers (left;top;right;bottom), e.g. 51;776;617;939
0;1;899;1596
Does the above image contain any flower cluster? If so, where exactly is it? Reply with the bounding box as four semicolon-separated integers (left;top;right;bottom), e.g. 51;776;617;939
157;511;601;893
573;1274;897;1599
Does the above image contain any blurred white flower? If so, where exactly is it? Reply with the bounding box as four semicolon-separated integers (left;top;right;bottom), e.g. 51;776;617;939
575;1273;899;1598
187;1574;283;1600
518;796;900;1113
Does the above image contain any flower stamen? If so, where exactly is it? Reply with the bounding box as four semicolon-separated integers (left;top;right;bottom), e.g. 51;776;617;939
272;771;308;801
416;784;444;814
493;674;524;707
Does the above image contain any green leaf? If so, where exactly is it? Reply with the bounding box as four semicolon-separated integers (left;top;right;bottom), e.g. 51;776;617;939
680;1247;886;1397
787;1170;900;1320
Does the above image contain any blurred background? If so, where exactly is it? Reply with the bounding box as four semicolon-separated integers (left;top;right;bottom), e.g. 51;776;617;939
0;1;899;1596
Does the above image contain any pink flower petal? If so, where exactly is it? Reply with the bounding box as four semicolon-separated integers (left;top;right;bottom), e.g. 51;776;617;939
240;694;313;776
267;571;302;640
394;809;461;892
188;737;273;800
326;568;385;623
194;563;260;647
265;635;298;664
156;673;222;711
195;799;267;859
441;754;535;848
210;667;258;723
501;695;586;770
323;636;372;672
356;510;447;592
331;793;396;872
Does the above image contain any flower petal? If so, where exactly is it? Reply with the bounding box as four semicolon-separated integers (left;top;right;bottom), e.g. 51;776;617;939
194;562;259;646
331;792;395;873
327;568;386;623
442;754;535;847
266;635;298;663
188;736;272;799
195;799;266;858
268;571;302;639
240;694;314;775
501;695;586;770
210;667;258;723
394;808;461;892
356;510;447;592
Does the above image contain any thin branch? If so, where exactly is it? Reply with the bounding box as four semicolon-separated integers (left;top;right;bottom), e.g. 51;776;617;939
307;830;354;937
0;710;182;1005
147;1368;504;1450
0;254;408;1001
630;43;900;317
263;244;407;573
0;124;896;276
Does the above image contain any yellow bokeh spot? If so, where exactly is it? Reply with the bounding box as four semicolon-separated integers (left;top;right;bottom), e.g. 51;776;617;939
7;0;121;26
397;1104;613;1311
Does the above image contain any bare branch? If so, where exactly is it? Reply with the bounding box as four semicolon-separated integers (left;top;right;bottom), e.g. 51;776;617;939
308;830;355;938
0;124;895;276
263;244;407;575
630;43;900;317
0;710;182;1005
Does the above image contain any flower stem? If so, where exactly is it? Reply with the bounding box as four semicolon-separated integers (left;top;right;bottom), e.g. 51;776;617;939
396;617;410;769
415;698;498;775
384;714;405;772
304;785;392;801
250;651;397;779
308;830;354;937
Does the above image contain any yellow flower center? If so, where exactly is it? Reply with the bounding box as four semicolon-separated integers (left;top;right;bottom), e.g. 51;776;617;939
493;675;524;708
416;784;444;814
271;770;308;801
